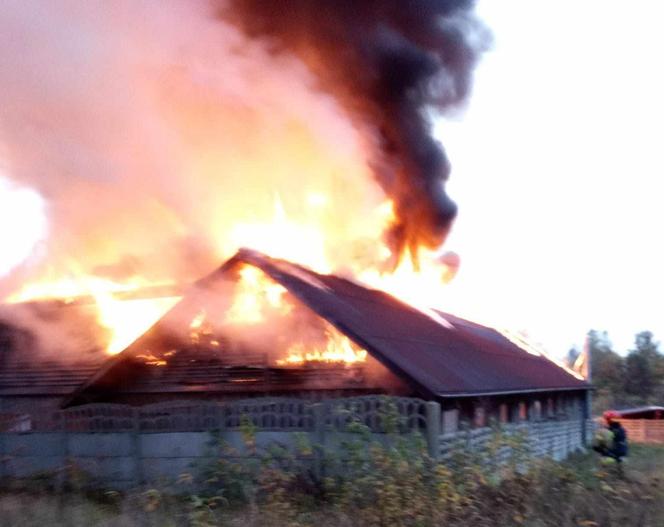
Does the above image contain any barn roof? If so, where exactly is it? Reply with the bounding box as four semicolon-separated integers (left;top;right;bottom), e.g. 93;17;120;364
0;307;106;395
64;249;588;406
238;250;587;397
0;361;101;395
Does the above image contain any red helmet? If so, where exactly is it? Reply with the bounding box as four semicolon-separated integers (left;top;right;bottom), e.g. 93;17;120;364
603;410;620;421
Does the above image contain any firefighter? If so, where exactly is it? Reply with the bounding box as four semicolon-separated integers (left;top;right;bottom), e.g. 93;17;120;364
592;410;628;463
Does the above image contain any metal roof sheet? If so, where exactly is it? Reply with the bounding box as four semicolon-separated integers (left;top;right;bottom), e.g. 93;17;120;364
0;361;102;395
241;250;588;397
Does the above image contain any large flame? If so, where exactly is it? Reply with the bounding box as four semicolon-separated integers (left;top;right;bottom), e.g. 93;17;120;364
208;263;368;367
6;275;180;355
0;192;577;380
97;295;180;354
1;193;458;359
0;1;493;368
225;265;290;325
0;8;461;361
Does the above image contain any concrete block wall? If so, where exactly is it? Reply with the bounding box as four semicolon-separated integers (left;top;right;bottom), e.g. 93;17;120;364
0;397;591;488
438;419;591;463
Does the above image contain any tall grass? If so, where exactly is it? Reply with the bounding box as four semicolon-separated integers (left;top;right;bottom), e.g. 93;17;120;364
1;432;662;527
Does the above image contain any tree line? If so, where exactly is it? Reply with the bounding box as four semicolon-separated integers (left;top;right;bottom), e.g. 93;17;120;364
567;330;664;414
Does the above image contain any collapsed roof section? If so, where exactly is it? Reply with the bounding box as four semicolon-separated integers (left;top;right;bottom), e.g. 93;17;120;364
64;249;588;407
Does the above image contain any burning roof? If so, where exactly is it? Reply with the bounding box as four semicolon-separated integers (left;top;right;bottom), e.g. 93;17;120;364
64;249;587;406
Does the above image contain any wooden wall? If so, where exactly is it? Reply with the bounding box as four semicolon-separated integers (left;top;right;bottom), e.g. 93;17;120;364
617;418;664;444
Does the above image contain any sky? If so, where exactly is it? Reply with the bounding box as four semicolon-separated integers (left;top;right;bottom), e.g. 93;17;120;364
0;0;662;357
438;0;664;355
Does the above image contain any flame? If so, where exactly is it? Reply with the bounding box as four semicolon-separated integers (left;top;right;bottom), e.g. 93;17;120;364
97;294;180;354
499;329;586;381
221;196;459;317
1;188;572;375
222;196;466;323
6;275;136;304
359;248;451;311
277;331;368;366
6;275;180;355
226;195;330;273
190;310;206;329
1;193;458;359
189;264;368;367
224;265;290;325
135;351;168;366
189;309;219;346
0;7;485;366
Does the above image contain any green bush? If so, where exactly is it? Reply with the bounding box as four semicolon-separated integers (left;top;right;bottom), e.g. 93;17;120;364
1;430;662;526
184;422;663;527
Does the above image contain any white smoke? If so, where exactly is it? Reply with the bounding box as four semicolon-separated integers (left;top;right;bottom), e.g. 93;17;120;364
0;0;383;294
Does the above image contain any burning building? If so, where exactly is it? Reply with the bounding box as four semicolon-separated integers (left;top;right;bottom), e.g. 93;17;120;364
0;2;589;434
0;249;589;432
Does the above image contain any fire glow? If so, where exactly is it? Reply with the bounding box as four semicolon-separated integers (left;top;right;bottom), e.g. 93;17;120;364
277;332;368;366
6;275;181;355
2;197;464;365
0;197;580;378
186;262;371;367
224;265;290;325
0;2;579;377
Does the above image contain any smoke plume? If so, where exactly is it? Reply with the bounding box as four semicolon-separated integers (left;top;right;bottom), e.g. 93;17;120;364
0;0;486;301
224;0;488;264
0;0;385;294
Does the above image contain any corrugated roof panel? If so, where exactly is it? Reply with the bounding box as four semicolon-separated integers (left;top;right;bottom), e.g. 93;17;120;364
248;251;588;396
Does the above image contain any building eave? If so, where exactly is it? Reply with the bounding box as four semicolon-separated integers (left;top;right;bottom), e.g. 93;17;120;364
437;385;590;398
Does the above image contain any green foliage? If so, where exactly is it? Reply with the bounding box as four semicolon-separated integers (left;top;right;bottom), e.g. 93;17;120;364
188;415;548;527
588;328;664;413
624;331;664;402
2;440;664;526
1;399;661;526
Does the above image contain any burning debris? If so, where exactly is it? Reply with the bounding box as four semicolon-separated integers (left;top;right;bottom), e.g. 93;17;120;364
3;282;182;358
170;257;371;370
277;332;368;367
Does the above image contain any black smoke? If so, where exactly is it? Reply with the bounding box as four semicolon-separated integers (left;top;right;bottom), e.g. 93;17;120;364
223;0;488;266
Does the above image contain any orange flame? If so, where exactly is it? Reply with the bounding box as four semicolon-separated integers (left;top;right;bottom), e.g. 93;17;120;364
4;189;564;370
0;192;458;359
135;352;168;366
226;195;332;273
6;275;180;355
277;331;368;366
224;265;290;325
98;295;180;354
